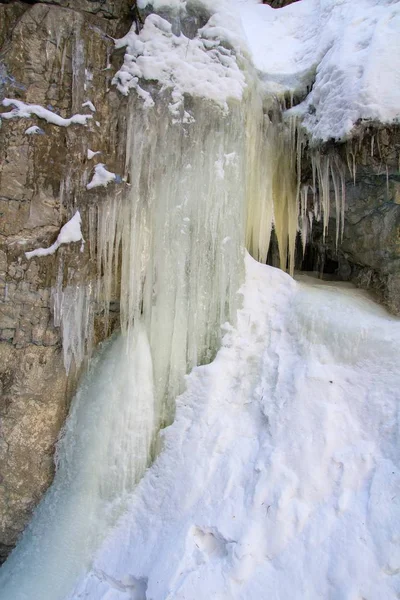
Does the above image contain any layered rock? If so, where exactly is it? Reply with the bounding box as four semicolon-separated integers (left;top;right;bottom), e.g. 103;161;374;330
0;0;131;561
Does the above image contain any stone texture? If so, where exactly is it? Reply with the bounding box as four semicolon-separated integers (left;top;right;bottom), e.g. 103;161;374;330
0;2;29;50
302;126;400;314
0;343;69;563
0;0;131;561
0;0;132;20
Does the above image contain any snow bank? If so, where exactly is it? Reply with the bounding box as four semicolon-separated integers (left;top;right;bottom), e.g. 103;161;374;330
86;164;118;189
68;254;400;599
25;211;83;259
1;99;92;127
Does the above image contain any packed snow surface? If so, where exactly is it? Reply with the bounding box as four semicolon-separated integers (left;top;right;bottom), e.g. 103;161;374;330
66;254;400;600
25;211;83;259
128;0;400;140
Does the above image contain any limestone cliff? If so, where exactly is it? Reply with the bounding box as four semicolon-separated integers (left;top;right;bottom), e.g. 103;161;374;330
0;0;131;562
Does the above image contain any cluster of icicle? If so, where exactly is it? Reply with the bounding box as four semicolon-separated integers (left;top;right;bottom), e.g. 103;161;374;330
246;94;347;276
0;89;251;600
54;91;249;425
53;88;350;384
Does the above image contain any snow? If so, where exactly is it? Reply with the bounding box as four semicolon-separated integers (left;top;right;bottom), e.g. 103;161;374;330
25;211;83;259
126;0;400;140
235;0;400;141
66;254;400;600
86;164;117;189
114;9;246;113
1;99;92;127
82;100;96;112
24;125;44;135
87;148;101;160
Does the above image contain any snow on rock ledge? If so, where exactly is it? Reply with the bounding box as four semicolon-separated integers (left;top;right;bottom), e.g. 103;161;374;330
25;212;84;259
86;164;119;189
1;99;92;127
114;0;400;140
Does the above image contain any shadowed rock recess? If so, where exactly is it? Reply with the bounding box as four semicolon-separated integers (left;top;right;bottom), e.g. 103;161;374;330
299;127;400;314
0;0;399;566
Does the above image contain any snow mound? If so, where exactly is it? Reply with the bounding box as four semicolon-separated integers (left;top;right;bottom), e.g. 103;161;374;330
68;254;400;599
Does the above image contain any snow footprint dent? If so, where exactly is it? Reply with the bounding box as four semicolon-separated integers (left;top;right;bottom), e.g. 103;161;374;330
192;526;230;562
94;568;148;600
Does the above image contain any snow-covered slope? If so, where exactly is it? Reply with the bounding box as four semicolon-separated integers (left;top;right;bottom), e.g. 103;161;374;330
68;255;400;600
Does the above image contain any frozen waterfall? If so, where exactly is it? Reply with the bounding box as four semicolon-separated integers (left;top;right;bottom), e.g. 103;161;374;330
1;2;399;599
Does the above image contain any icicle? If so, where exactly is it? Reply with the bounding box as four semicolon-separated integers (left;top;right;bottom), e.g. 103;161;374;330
52;283;95;374
245;101;299;275
79;93;247;427
331;161;340;248
300;185;309;256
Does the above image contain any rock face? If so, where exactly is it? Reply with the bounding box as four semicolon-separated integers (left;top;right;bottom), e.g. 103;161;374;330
0;0;131;562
